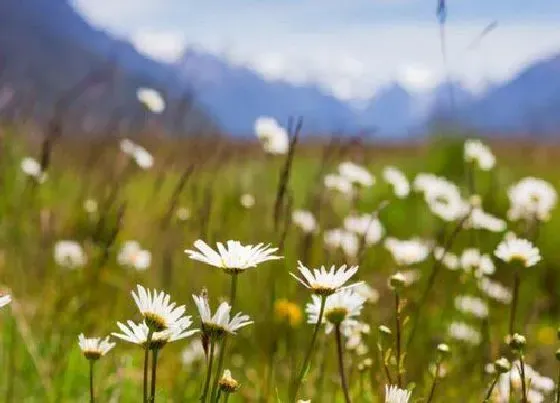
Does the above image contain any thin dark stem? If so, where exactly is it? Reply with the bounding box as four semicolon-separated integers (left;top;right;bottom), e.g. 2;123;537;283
149;349;159;402
201;339;216;402
291;296;327;401
143;330;154;403
89;361;95;403
483;375;499;402
210;274;238;401
395;292;403;387
519;356;528;403
335;325;351;403
426;361;440;403
509;272;520;336
556;365;560;403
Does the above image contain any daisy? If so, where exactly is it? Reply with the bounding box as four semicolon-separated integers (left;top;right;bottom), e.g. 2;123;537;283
324;174;353;195
467;207;507;232
306;289;366;333
384;237;431;266
464;139;496;170
137;88;165;113
131;285;188;332
118;241;151;271
338;162;375;187
494;238;541;268
508;177;557;222
292;210;317;234
290;261;360;296
192;293;252;337
383;166;410;198
385;385;412;403
54;241;87;269
113;318;197;350
478;278;512;304
78;334;116;360
447;321;481;345
343;213;384;245
119;138;154;169
21;157;46;182
454;295;489;318
324;229;359;258
254;117;289;155
0;294;12;309
460;248;495;277
185;240;281;274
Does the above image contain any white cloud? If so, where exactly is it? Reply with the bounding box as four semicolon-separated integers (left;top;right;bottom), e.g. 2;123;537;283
132;31;186;62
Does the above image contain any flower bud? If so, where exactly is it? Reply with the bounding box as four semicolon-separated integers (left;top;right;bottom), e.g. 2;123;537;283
389;273;406;290
218;369;240;393
507;333;526;352
378;325;392;338
494;357;511;374
437;343;450;357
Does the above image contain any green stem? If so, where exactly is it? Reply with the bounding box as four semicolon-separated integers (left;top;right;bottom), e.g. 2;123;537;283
335;325;351;403
223;393;230;403
149;349;159;402
143;330;154;403
483;375;499;402
509;272;520;336
290;295;327;401
210;274;238;401
201;339;216;402
395;292;403;387
379;345;393;385
519;355;528;403
426;360;440;403
89;360;95;403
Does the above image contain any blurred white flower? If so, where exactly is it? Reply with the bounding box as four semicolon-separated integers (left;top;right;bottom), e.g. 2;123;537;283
345;321;370;353
290;261;360;296
240;193;255;209
324;174;353;195
137;88;165;114
119;139;154;169
118;241;151;271
384;237;431;266
507;177;557;222
385;385;412;403
400;269;421;286
383;166;410;198
306;289;366;333
464;139;496;171
292;210;317;233
496;361;554;403
83;199;98;214
21;157;46;182
354;282;379;304
494;237;541;268
454;295;489;318
460;249;495;277
113;319;197;348
192;293;253;335
175;207;191;221
478;278;512;304
54;241;87;269
324;229;359;259
466;208;507;232
185;240;281;274
343;213;384;245
0;294;11;309
181;340;209;367
131;285;188;332
434;247;459;270
254;117;289;155
447;321;481;345
78;334;115;360
338;162;374;187
421;177;469;222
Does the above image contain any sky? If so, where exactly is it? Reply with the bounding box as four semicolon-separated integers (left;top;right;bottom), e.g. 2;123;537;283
72;0;560;100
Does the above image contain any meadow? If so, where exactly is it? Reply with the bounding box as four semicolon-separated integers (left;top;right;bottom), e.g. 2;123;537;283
0;119;560;402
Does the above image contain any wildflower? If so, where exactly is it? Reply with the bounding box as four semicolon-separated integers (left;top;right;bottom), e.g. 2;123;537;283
354;282;379;304
507;333;526;352
254;117;289;155
78;334;115;360
240;193;255;209
0;294;11;309
292;210;317;233
83;199;98;214
467;208;507;232
54;241;87;269
494;237;541;268
131;285;188;332
454;295;489;318
274;299;303;327
383;166;410;198
119;138;154;169
181;340;207;367
118;241;151;271
434;247;459;270
388;272;407;290
384;237;431;266
291;261;360;296
494;357;511;373
306;289;366;333
192;293;252;337
508;177;557;222
137;88;165;113
218;369;240;393
344;321;370;352
425;182;469;221
113;319;197;350
385;384;411;403
460;248;495;277
175;207;191;221
448;322;481;345
338;162;375;187
496;360;554;401
343;214;384;245
464;139;496;170
324;174;353;195
478;278;512;304
21;157;46;182
323;229;359;258
185;240;281;274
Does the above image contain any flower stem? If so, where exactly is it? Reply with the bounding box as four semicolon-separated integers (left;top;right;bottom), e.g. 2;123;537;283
143;329;154;403
509;271;520;336
89;360;95;403
335;324;352;403
394;292;403;387
210;274;238;401
223;393;230;403
483;375;500;402
426;360;440;403
201;339;216;402
291;295;327;401
519;355;528;403
556;364;560;403
149;349;159;402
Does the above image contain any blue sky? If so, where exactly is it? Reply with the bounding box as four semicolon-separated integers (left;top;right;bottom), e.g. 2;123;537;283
73;0;560;100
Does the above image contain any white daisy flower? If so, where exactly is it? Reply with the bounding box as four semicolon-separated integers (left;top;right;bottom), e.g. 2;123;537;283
338;162;375;187
384;237;431;266
192;293;253;336
119;138;154;169
113;318;197;349
324;229;359;258
0;294;12;309
254;117;289;155
131;285;188;332
478;278;512;304
343;214;384;245
240;193;255;209
467;208;507;232
460;248;495;277
433;247;459;270
447;321;481;345
454;295;489;318
137;88;165;114
290;261;360;296
292;210;317;234
383;166;410;198
21;157;46;182
185;240;281;274
324;174;353;195
464;139;496;171
306;289;366;333
54;241;87;269
385;385;412;403
508;177;557;222
78;334;116;360
496;361;554;403
118;241;151;271
494;237;541;268
353;283;379;304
